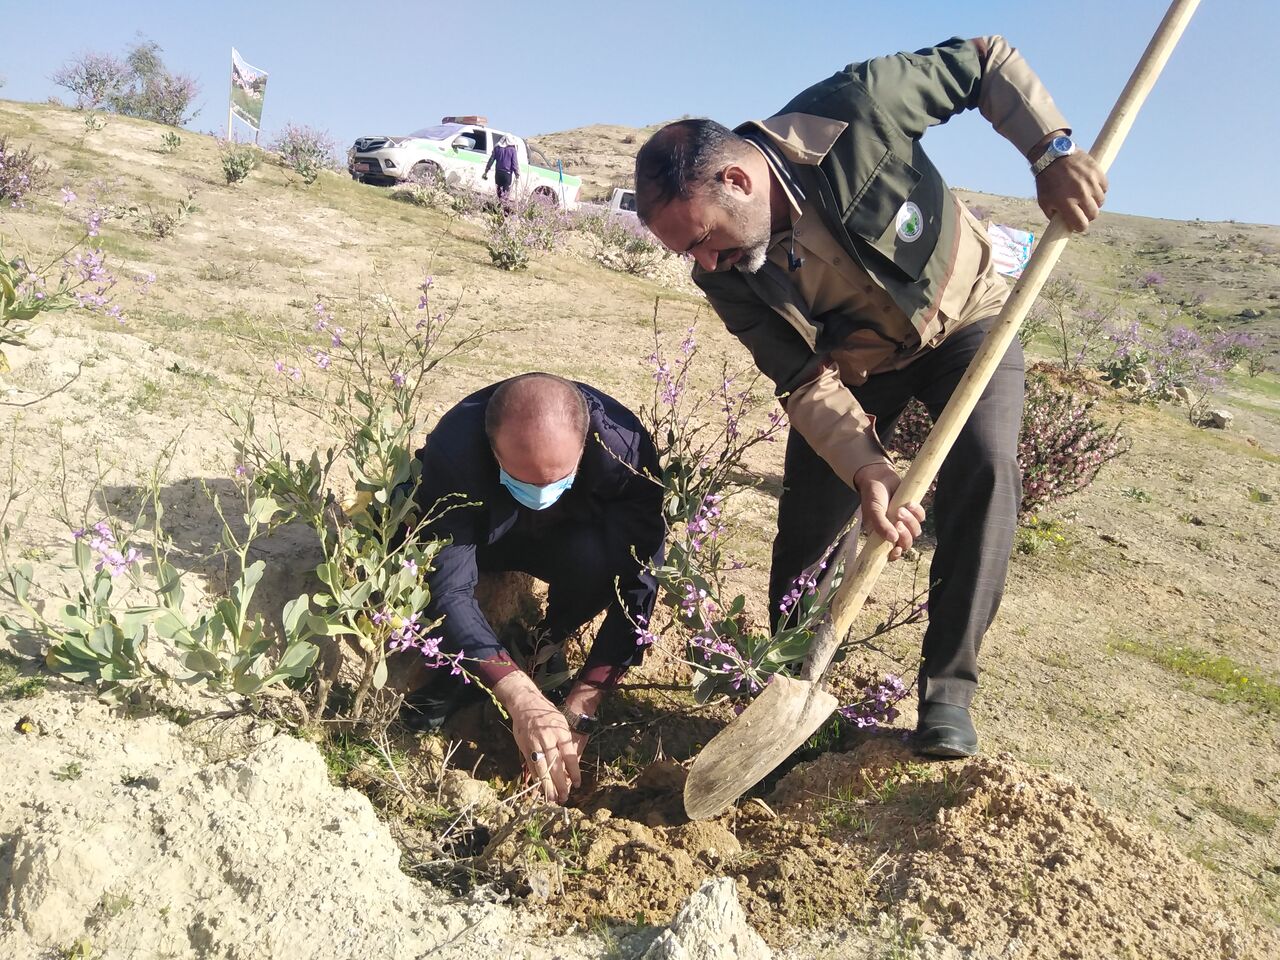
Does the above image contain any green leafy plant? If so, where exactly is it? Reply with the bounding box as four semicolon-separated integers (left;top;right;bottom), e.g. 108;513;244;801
160;130;182;154
230;272;489;719
219;141;260;185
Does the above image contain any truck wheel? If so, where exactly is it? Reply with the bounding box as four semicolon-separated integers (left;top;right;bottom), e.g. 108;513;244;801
410;160;441;183
532;185;559;206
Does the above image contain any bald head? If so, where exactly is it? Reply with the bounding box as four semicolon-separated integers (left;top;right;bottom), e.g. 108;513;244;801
485;373;589;484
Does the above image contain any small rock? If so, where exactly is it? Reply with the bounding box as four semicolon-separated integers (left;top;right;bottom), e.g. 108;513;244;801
438;769;500;815
642;878;771;960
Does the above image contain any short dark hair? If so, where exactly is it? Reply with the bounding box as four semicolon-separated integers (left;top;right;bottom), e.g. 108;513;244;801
484;373;589;445
633;119;748;223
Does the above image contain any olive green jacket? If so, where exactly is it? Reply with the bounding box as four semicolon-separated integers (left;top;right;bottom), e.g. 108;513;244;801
695;36;1069;482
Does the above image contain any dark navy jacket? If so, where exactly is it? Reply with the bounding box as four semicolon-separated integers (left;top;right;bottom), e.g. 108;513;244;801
412;380;663;687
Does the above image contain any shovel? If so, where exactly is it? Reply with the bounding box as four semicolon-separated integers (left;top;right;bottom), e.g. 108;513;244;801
684;0;1202;821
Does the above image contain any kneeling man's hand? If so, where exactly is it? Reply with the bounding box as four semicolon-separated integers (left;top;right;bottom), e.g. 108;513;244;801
492;671;583;803
853;462;925;562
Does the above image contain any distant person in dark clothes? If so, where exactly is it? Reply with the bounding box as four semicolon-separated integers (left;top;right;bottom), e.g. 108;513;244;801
404;373;663;803
483;134;520;202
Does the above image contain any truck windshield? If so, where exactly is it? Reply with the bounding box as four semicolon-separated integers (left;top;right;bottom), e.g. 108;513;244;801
406;124;464;141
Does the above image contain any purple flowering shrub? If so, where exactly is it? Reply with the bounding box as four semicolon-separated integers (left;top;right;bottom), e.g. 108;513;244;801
230;271;482;719
0;136;50;207
51;52;130;110
0;268;472;717
2;189;137;371
270;124;339;185
3;148;50;205
1099;315;1262;423
635;320;915;720
886;371;1129;518
53;40;199;126
1136;270;1166;290
575;210;666;275
485;193;571;270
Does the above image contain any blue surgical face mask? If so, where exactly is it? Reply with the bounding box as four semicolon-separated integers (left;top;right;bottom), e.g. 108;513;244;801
499;467;575;511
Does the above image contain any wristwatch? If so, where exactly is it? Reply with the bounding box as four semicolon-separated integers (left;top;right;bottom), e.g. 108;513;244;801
1031;134;1077;176
561;706;600;736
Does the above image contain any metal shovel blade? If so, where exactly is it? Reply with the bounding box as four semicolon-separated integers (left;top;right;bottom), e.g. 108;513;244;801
683;674;838;821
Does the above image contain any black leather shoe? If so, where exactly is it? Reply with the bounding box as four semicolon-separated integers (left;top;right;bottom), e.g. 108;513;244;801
913;702;979;758
399;679;481;732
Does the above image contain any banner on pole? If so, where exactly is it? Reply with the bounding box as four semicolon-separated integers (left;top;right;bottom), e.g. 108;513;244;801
986;223;1036;279
229;48;268;131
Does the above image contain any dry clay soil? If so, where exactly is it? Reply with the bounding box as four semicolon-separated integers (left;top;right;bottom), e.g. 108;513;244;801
1;102;1279;958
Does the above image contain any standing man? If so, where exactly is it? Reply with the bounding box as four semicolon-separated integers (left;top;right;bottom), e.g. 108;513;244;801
405;373;663;802
634;37;1107;757
483;134;520;203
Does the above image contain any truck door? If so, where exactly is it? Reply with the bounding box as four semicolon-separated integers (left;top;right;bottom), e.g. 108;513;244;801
451;129;488;187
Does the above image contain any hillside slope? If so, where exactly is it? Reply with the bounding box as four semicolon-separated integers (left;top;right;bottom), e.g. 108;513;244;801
1;101;1278;958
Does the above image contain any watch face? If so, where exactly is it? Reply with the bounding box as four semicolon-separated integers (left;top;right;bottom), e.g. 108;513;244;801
1051;135;1074;156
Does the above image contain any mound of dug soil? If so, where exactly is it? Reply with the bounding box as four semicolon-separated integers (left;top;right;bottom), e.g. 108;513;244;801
0;694;605;960
478;737;1275;958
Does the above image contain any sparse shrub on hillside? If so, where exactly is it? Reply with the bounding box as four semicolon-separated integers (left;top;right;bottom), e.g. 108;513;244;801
271;124;338;185
390;171;488;218
1099;316;1262;423
885;372;1129;518
391;172;452;209
52;52;130;110
1030;276;1120;371
53;40;199;126
219;141;260;184
575;210;666;276
137;190;197;240
159;131;182;154
1136;270;1166;290
1246;352;1269;378
485;194;570;270
0;136;50;207
1148;325;1259;424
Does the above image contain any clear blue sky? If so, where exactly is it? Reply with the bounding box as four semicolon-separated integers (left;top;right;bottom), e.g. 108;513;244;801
1;0;1273;224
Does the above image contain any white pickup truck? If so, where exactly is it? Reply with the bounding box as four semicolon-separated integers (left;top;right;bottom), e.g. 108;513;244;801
348;118;582;207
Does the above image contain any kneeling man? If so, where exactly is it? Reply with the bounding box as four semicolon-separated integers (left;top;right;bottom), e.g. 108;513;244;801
406;373;663;803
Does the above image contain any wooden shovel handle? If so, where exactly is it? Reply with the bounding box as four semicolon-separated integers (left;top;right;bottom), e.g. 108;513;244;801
802;0;1202;683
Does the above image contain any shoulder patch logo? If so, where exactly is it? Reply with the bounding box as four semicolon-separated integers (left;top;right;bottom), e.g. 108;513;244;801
895;201;923;243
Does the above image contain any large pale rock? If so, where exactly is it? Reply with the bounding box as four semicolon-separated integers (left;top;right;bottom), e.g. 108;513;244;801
0;696;608;960
643;877;771;960
1205;408;1234;429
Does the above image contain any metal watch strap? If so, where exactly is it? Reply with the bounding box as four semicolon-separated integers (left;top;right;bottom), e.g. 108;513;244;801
1031;137;1075;176
561;705;598;735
